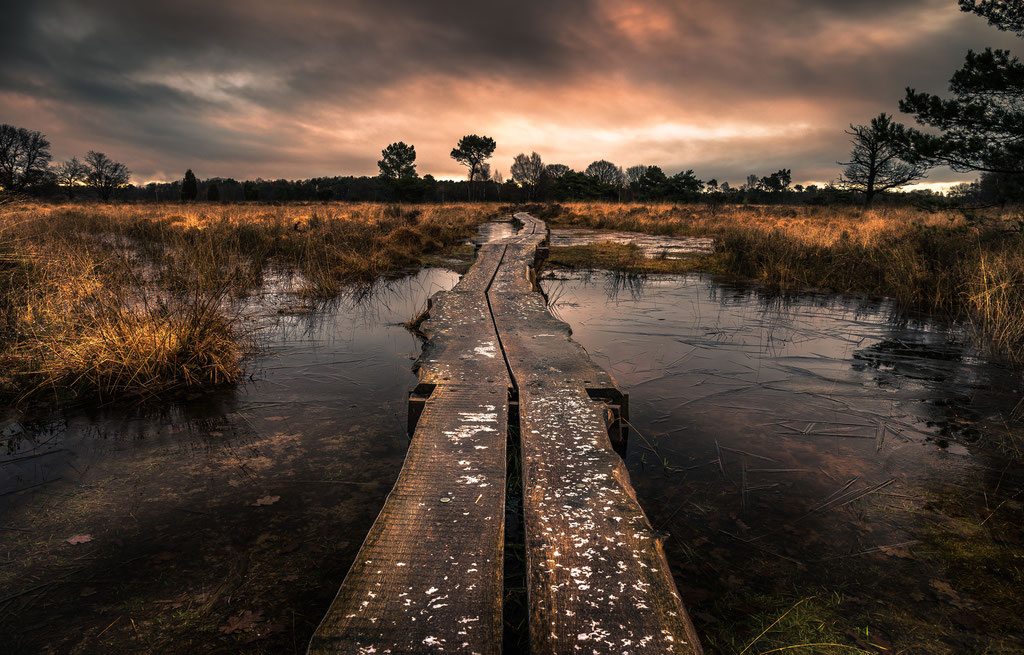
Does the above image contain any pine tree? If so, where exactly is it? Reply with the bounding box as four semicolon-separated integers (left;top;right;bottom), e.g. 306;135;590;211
181;169;198;201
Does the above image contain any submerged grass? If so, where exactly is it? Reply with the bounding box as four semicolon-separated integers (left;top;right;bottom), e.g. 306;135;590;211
0;201;489;404
548;242;730;276
541;202;1024;364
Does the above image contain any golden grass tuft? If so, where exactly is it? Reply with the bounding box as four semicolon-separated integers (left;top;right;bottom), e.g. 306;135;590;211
0;201;494;403
542;202;1024;363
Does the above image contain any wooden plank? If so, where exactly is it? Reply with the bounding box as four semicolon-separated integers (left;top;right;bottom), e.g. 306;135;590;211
309;244;511;654
489;213;703;654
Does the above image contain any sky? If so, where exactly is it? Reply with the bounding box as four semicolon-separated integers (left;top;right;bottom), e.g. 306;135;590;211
1;0;1018;188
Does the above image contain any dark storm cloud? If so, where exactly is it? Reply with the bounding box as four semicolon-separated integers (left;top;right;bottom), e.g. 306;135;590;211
0;0;1018;185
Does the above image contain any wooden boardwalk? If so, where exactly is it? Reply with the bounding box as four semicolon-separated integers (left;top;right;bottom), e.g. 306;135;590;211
310;214;701;654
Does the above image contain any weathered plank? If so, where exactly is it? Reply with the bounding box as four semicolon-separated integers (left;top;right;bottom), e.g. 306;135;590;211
489;213;703;654
309;243;511;654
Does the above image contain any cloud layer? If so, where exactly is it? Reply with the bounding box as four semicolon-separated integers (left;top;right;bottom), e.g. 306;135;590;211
1;0;1018;185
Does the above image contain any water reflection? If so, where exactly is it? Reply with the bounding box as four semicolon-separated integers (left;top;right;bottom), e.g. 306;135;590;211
0;269;459;652
543;271;1024;652
549;228;714;258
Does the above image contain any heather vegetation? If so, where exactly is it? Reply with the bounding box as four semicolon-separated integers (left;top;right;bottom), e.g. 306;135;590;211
540;201;1024;363
0;202;486;404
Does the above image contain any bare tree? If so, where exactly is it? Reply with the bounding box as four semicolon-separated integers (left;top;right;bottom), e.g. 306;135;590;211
625;165;648;187
491;169;504;200
0;124;52;192
84;151;131;201
511;151;544;200
585;159;624;186
472;162;492;182
839;113;927;207
545;164;571;179
55;157;88;198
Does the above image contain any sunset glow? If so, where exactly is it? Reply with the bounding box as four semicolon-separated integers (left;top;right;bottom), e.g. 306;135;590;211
1;0;1017;184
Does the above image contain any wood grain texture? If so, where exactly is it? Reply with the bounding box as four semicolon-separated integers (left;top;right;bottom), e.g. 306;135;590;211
489;213;703;654
309;244;511;655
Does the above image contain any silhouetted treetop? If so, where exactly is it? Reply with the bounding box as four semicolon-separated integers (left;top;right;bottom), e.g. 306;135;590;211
584;159;624;186
840;113;927;206
898;2;1023;174
545;164;571;179
85;151;131;201
55;157;87;199
0;124;52;192
960;0;1024;36
181;169;198;201
450;135;496;181
378;141;417;179
511;152;544;187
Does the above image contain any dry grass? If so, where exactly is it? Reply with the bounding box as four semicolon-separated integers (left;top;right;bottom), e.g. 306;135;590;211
541;202;1024;363
0;201;491;403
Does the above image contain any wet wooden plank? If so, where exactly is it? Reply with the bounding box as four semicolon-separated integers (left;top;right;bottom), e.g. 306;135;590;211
489;213;703;654
309;244;511;654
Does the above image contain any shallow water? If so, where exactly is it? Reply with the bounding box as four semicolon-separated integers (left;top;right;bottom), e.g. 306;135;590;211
2;260;1022;653
0;269;459;653
549;227;714;258
542;271;1024;653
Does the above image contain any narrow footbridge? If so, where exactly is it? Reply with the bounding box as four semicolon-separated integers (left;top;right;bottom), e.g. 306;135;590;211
309;214;702;654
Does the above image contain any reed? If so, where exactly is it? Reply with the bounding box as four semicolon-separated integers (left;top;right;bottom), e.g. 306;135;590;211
542;202;1024;363
0;201;491;403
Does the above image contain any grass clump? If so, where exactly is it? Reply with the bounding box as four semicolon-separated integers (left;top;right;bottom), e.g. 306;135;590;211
0;201;490;404
543;202;1024;363
701;589;872;655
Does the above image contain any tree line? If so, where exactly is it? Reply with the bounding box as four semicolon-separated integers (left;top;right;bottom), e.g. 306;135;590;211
0;127;130;201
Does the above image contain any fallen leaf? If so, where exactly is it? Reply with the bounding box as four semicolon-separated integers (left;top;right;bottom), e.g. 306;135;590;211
152;551;176;562
65;534;93;545
280;539;301;553
282;574;299;582
219;610;264;635
263;416;287;422
252;495;280;507
80;587;97;597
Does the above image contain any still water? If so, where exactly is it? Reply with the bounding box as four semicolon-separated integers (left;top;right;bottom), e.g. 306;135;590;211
549;228;715;258
543;271;1024;653
2;262;1021;653
0;269;460;653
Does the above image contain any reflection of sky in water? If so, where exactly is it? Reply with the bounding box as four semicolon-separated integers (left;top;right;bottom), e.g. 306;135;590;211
0;269;460;500
549;228;715;258
2;261;1021;650
542;271;1022;554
